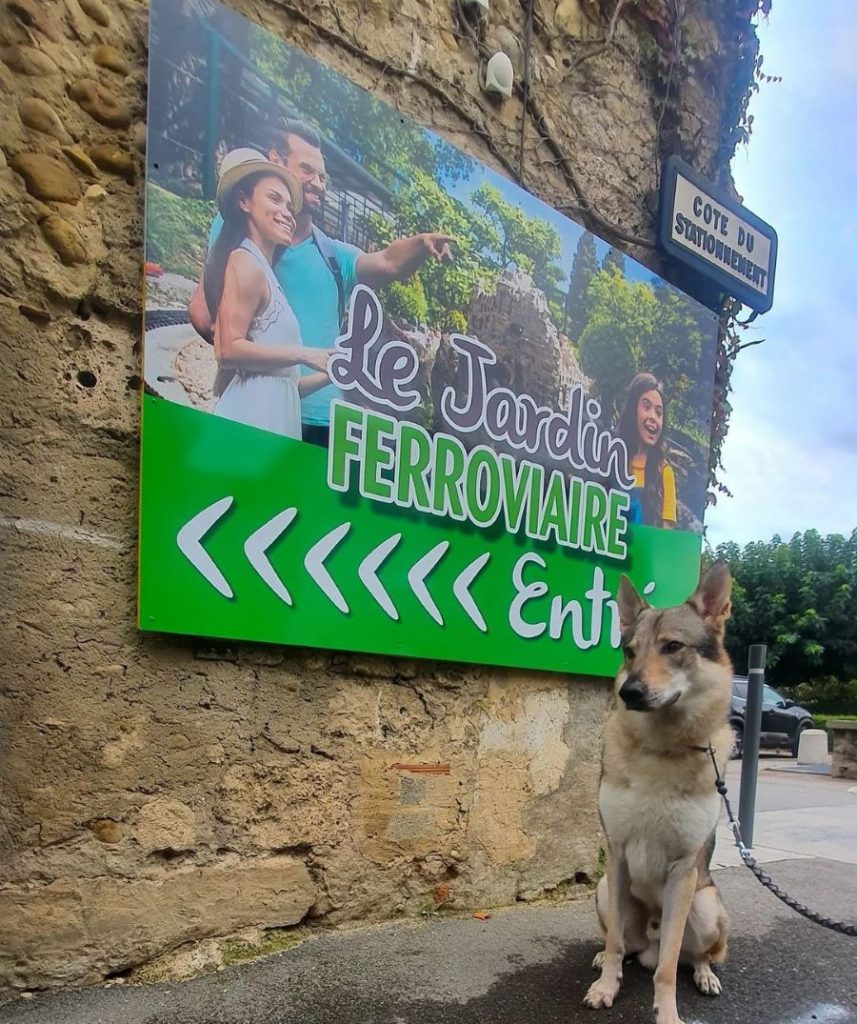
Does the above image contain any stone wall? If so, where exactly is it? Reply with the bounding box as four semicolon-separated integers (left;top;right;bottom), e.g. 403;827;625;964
0;0;758;993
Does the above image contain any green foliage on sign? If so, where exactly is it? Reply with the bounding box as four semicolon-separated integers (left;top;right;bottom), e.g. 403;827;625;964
602;245;626;276
145;184;215;279
470;183;564;296
371;170;497;331
565;231;598;341
382;276;429;327
578;267;715;503
578;267;657;417
370;178;566;334
246;24;474;191
712;529;857;711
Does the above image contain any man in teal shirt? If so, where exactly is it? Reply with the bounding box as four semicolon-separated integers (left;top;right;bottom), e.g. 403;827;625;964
190;119;454;447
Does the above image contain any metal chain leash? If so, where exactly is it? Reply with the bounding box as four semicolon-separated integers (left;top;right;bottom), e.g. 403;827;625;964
703;744;857;937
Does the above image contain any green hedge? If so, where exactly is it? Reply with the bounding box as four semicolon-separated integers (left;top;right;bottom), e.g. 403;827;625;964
782;677;857;715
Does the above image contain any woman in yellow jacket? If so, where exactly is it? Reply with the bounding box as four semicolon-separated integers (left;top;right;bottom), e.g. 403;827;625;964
616;372;676;529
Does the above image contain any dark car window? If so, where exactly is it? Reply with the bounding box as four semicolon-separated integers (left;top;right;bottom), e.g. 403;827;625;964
763;685;784;706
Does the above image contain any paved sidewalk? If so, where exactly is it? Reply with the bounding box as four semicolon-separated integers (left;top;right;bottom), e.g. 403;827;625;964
712;756;857;869
2;859;856;1024
2;759;855;1024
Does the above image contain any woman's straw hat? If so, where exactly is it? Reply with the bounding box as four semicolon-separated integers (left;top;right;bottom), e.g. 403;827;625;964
215;148;302;215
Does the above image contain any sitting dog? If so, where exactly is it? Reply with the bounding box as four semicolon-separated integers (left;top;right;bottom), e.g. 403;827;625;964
584;561;734;1024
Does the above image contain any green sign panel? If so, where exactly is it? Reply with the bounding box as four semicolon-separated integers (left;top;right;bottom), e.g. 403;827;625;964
140;0;719;677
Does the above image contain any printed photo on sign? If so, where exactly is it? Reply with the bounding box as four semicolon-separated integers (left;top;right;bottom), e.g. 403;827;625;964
139;0;720;674
144;0;717;535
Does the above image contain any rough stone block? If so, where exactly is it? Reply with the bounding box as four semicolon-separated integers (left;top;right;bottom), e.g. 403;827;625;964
93;44;129;75
68;78;132;129
40;214;88;265
0;856;315;989
18;97;71;141
10;153;81;204
830;720;857;780
88;143;136;181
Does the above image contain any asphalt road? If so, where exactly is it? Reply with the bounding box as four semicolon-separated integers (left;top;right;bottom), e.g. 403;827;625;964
3;761;856;1024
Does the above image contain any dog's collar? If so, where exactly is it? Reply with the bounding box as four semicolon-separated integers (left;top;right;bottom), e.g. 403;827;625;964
640;742;714;758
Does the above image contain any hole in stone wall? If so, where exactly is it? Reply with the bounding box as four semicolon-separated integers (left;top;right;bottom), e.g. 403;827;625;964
77;369;97;389
149;848;193;863
76;298;92;320
575;871;591;885
105;966;133;981
126;374;141;391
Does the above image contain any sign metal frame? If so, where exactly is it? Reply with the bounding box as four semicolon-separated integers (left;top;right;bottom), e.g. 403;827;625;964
659;155;777;314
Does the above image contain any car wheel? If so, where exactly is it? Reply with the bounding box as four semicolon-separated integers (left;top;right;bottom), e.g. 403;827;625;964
791;722;810;758
730;723;743;760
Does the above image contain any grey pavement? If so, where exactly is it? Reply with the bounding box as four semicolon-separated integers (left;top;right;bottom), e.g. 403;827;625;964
713;754;857;869
3;758;856;1024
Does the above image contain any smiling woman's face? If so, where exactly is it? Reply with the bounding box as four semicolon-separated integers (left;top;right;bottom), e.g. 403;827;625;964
636;388;664;448
239;175;296;247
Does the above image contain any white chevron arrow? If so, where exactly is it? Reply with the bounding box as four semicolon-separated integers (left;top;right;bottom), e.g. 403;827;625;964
244;507;297;605
176;496;234;598
305;522;351;613
407;541;449;625
453;552;490;632
358;533;401;620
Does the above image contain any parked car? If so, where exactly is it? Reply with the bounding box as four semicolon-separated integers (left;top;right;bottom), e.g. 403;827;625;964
729;676;813;758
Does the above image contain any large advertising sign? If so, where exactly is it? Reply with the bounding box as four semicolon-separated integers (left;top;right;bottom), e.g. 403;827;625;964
140;0;719;676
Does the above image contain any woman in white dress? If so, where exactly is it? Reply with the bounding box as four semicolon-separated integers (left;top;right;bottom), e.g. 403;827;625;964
205;149;330;438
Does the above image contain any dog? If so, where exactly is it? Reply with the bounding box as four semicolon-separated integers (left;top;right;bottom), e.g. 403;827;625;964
584;561;734;1024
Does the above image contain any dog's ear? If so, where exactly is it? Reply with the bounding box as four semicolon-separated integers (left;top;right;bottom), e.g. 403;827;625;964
688;560;732;636
617;575;648;632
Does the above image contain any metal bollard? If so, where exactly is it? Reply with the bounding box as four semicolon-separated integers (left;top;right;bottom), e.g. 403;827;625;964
738;644;766;849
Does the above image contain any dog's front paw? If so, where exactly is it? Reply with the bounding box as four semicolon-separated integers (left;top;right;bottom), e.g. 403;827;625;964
591;949;606;970
584;978;619;1009
654;1009;685;1024
693;963;722;996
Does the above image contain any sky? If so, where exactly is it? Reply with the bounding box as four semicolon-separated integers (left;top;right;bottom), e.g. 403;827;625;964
704;1;857;547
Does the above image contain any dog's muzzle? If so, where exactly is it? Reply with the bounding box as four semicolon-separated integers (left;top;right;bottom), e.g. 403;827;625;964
619;677;650;711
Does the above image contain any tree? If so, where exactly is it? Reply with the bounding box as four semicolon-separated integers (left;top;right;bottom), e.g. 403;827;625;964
469;183;564;297
602;245;626;275
577;267;657;418
714;530;857;711
370;171;499;330
565;231;597;341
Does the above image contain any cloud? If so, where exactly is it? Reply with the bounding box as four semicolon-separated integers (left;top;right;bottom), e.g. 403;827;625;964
705;1;857;546
705;403;854;546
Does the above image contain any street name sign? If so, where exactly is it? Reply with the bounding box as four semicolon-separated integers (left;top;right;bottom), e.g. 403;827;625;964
659;156;777;313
